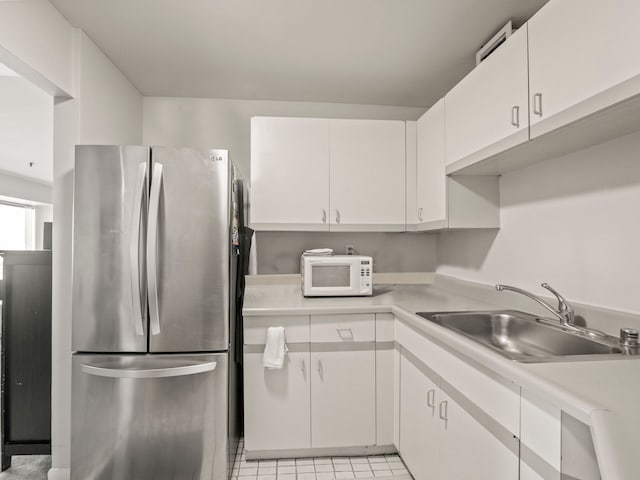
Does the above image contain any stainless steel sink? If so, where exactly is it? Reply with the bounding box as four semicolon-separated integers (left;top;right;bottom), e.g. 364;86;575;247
416;310;632;363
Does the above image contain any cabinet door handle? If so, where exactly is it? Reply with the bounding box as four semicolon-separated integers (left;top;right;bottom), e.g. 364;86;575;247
427;389;436;409
418;207;423;222
317;355;323;379
439;400;448;421
533;93;543;117
335;209;341;224
511;105;520;128
301;358;306;379
322;209;327;224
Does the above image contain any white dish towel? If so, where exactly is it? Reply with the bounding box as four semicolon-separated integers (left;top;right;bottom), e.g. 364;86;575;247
263;326;288;369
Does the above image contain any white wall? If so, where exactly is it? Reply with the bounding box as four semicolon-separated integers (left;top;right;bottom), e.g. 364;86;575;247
0;76;53;183
437;130;640;315
76;32;143;143
0;0;74;96
49;30;142;480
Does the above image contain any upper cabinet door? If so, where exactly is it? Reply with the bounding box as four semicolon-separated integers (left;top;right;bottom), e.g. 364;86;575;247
445;26;529;169
416;98;447;230
528;0;640;137
329;119;406;232
250;117;330;231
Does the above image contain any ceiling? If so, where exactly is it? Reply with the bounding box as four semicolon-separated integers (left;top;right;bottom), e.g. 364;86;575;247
49;0;549;107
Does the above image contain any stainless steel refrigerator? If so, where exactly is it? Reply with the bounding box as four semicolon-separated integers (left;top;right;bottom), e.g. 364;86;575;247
71;146;242;480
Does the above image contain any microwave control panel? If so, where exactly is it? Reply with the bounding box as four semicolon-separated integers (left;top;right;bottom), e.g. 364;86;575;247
359;259;372;291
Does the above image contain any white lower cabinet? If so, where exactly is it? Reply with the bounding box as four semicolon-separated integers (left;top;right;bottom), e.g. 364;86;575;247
399;353;440;479
399;352;519;480
244;351;311;451
438;388;518;480
310;350;376;448
244;313;380;455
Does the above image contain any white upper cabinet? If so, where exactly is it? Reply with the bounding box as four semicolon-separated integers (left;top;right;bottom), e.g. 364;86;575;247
416;99;447;229
329;119;406;231
411;98;500;231
250;117;330;231
251;117;406;232
528;0;640;137
446;0;640;175
445;25;529;170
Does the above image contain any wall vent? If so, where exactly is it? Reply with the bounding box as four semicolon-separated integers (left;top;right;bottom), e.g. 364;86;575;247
475;21;513;65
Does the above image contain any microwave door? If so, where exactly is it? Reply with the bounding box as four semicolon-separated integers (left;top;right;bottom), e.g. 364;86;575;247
310;263;352;289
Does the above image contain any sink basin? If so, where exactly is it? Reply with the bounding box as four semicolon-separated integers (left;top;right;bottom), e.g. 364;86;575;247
416;310;626;363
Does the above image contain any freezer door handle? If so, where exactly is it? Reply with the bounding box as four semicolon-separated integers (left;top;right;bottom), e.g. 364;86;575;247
130;162;147;336
147;162;163;335
80;361;217;379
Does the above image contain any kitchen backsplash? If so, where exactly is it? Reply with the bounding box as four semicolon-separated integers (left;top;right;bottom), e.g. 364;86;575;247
255;231;436;274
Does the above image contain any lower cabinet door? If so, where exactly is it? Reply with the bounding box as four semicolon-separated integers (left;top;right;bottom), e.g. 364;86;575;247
399;354;441;480
438;389;519;480
244;351;311;451
311;350;376;448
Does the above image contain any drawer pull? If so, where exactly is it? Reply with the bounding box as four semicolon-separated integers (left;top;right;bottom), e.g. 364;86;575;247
336;328;354;340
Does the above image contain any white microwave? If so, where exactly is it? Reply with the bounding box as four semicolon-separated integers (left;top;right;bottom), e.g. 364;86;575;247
301;255;373;297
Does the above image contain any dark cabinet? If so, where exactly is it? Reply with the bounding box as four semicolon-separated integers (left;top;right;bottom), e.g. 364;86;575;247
0;251;52;470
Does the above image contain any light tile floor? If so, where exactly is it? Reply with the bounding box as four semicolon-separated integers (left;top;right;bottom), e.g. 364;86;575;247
232;440;411;480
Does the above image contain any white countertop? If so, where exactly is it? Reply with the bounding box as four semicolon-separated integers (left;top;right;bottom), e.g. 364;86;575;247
243;281;640;480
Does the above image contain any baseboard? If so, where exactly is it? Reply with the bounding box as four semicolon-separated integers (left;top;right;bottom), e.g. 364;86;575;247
245;444;397;460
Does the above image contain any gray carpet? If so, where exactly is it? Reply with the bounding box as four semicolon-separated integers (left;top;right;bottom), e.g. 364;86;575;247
0;456;50;480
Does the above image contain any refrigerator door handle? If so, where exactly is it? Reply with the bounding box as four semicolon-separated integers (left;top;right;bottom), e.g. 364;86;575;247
130;162;147;336
147;162;163;335
80;361;217;379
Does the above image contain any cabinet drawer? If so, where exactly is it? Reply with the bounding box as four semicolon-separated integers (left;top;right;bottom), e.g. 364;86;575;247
311;314;375;343
244;315;310;345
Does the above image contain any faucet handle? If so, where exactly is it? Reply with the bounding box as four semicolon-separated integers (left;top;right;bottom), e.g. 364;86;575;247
540;283;572;313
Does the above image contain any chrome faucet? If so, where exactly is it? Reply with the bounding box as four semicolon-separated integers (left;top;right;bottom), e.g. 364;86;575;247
495;283;575;327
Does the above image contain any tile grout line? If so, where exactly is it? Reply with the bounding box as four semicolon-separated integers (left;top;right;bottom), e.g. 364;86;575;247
232;439;410;480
